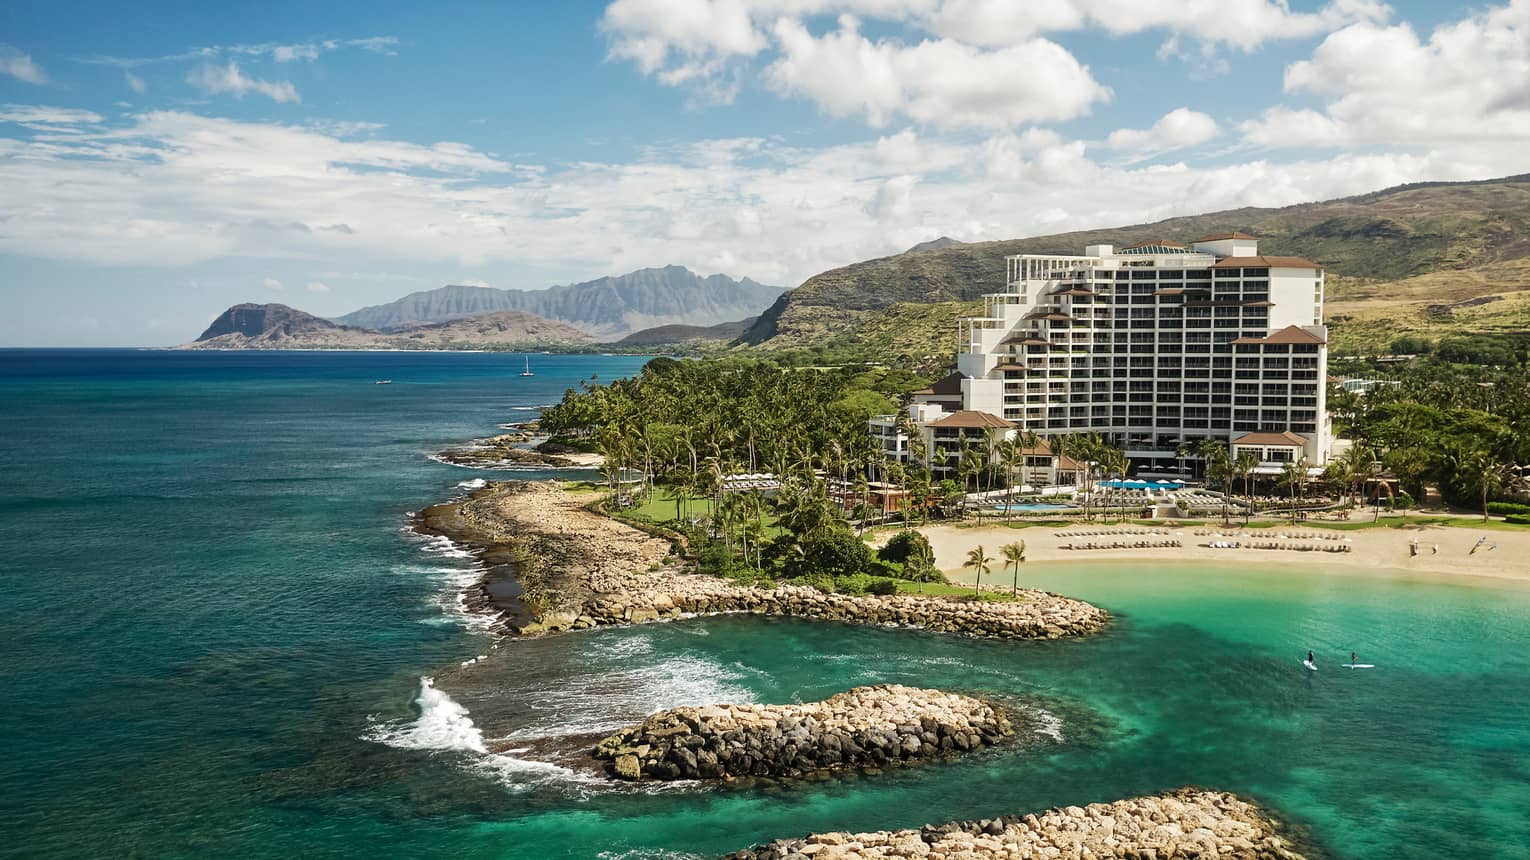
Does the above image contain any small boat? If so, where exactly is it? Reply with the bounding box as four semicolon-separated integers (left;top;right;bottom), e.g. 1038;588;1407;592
520;355;534;377
374;379;393;385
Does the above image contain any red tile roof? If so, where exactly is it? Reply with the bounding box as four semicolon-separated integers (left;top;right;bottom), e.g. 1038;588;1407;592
1211;255;1322;270
913;371;966;396
1232;325;1327;345
1194;231;1258;241
1232;430;1307;447
929;410;1012;430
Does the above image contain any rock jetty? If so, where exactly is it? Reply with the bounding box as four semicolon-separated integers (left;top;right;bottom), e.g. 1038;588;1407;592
592;685;1011;781
723;788;1308;860
414;481;1108;640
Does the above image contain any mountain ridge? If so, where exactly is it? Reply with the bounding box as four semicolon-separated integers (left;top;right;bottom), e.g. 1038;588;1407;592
335;265;785;337
739;173;1530;356
184;304;592;350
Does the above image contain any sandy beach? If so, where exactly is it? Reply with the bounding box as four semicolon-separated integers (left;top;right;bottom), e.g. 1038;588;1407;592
909;519;1530;587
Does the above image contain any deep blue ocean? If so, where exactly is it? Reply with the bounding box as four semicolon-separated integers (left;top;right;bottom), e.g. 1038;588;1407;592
3;350;1530;859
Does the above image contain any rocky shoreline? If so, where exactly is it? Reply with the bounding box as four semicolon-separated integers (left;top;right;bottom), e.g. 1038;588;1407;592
412;481;1109;640
433;433;603;469
592;685;1011;781
721;788;1309;860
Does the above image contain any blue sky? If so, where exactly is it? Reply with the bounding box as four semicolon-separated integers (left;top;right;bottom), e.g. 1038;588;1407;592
1;0;1526;345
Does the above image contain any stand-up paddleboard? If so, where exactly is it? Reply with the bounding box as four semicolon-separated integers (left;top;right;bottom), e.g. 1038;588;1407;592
1342;663;1375;669
1302;659;1318;671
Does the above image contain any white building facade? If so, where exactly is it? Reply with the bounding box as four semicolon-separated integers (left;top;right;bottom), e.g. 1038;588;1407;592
876;233;1331;481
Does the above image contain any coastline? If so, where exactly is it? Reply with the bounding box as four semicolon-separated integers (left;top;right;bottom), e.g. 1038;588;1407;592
911;521;1530;588
411;480;1108;640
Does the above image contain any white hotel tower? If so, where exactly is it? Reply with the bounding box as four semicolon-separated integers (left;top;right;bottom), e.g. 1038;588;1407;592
875;233;1332;480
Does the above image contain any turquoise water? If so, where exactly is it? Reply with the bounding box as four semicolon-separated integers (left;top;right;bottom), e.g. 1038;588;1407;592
4;351;1530;859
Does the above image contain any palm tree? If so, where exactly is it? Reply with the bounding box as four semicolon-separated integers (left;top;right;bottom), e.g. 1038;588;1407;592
1461;449;1522;522
1191;439;1233;524
908;536;935;594
1234;448;1260;524
965;545;994;598
1279;458;1309;521
1001;540;1027;597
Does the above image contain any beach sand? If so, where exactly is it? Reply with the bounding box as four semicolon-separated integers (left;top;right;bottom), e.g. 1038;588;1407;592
905;519;1530;587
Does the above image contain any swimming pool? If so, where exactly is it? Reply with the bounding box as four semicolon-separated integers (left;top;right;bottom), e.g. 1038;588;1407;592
1097;479;1179;490
989;503;1076;512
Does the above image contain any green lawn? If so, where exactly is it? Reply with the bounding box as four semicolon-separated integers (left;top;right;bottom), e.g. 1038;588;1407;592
895;580;1021;602
616;487;789;538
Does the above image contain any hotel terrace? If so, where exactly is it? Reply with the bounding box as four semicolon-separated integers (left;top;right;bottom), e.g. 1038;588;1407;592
870;232;1331;483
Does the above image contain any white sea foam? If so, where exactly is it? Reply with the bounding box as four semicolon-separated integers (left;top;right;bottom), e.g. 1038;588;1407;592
1009;703;1065;743
365;678;604;795
456;477;488;490
501;648;758;740
365;677;488;753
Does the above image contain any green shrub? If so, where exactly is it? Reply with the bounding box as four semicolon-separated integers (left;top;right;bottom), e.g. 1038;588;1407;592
784;529;874;579
867;577;899;596
878;530;932;565
833;573;874;595
1393;491;1415;510
788;572;834;592
1505;514;1530;525
1487;501;1530;515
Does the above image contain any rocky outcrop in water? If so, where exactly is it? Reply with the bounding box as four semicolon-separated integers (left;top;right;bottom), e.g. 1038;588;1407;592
592;685;1010;781
434;434;594;469
722;788;1308;860
413;482;1108;641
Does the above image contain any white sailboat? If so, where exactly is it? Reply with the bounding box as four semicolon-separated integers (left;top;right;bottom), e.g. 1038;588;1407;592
520;355;534;377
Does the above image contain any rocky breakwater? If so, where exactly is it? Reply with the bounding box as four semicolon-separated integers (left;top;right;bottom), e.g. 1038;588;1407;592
414;481;1107;640
593;685;1011;781
723;788;1308;860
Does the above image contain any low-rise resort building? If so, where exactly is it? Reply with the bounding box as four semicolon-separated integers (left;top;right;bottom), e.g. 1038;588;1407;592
871;233;1331;485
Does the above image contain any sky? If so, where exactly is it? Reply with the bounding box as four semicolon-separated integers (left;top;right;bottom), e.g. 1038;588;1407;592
1;0;1527;346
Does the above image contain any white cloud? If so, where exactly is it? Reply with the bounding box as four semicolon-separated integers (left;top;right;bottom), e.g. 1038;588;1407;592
1;46;47;84
80;36;400;68
599;0;1392;112
927;0;1391;50
262;277;284;291
1106;107;1219;153
187;63;300;103
125;72;145;93
1242;0;1530;151
0;105;103;124
765;15;1108;129
0;109;1520;290
305;281;331;293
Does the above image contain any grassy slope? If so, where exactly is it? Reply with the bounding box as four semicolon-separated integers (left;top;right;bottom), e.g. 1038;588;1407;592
741;174;1530;355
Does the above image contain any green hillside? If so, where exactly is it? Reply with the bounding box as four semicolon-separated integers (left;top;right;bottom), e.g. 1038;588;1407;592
740;174;1530;357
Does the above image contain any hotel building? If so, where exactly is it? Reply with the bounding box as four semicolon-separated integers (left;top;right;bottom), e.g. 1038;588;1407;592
871;233;1331;481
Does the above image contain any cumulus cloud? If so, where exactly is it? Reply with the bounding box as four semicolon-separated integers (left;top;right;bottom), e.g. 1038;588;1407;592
1106;107;1219;153
305;281;331;293
765;16;1108;128
1242;0;1530;152
262;278;284;291
1;46;47;84
599;0;1392;115
187;62;301;103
